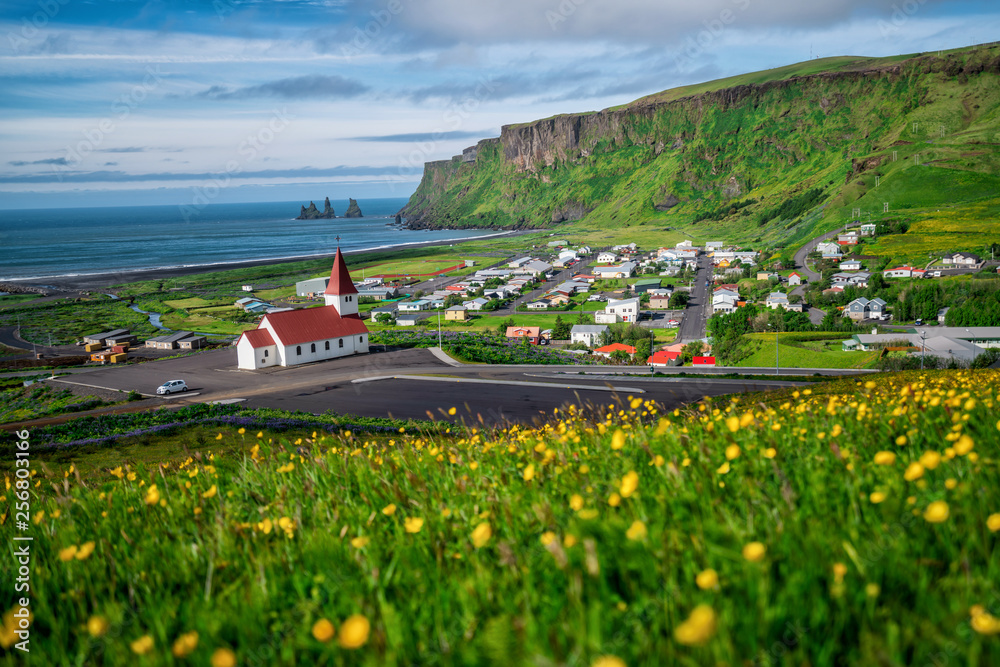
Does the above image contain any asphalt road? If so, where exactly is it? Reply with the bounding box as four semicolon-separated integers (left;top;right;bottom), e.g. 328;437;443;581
677;255;711;343
34;347;870;427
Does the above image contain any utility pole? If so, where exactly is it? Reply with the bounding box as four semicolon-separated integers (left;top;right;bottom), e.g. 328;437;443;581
920;330;927;370
775;328;780;376
437;309;442;349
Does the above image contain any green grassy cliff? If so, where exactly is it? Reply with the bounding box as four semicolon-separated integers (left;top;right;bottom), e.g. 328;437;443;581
400;45;1000;253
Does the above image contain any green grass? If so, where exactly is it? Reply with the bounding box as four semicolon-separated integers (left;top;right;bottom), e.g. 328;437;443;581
3;370;999;664
734;333;880;369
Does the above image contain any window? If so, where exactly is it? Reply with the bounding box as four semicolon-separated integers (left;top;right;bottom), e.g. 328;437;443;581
359;336;364;343
339;339;344;348
310;343;316;353
325;341;330;350
264;350;269;357
296;346;301;355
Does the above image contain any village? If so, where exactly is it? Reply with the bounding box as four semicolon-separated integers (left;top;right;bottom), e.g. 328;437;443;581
60;220;1000;375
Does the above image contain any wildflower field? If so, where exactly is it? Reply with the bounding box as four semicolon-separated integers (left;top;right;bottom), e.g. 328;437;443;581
2;370;1000;665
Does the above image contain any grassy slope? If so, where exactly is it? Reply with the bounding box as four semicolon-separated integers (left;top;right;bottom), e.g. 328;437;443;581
3;370;999;664
404;45;1000;261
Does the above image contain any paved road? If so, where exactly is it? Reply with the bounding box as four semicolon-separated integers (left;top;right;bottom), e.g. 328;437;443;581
677;255;711;344
13;347;871;428
793;224;849;282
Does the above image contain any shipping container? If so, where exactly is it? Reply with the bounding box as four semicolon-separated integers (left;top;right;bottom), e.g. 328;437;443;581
85;343;102;352
111;345;128;353
109;353;127;363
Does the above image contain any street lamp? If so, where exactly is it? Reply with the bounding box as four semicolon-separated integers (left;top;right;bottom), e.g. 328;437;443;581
768;323;779;375
920;329;927;370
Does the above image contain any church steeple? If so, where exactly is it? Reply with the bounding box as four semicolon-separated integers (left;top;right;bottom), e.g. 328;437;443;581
323;245;359;317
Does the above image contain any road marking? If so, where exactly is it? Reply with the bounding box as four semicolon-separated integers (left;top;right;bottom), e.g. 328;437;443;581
352;375;646;393
49;377;157;397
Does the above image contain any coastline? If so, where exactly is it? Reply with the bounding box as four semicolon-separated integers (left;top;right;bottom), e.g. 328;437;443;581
7;229;533;292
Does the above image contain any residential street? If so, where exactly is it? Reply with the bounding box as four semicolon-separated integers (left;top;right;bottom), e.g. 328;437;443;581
677;255;711;343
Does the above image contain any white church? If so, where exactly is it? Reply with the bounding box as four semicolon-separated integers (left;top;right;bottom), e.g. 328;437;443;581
235;248;370;370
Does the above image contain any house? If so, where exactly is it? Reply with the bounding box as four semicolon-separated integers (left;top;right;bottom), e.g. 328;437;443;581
838;232;860;245
519;260;552;276
463;297;491;311
937;307;949;325
594;262;637;279
178;335;207;350
705;241;724;250
942;252;983;268
145;331;201;350
570;324;608;347
235;247;369;370
613;243;638;253
692;356;716;367
843;332;989;363
712;294;739;315
398;300;430;312
859;223;877;236
105;332;138;347
817;242;842;258
597;251;618;264
506;326;541;345
83;329;131;347
844;297;888;321
757;271;778;281
235;297;263;310
840;259;863;271
356;288;397;301
823;286;844;295
675;240;693;249
594;343;637;358
508;257;532;269
787;272;804;286
604;297;640;323
649;295;672;309
632;278;663;294
397;313;432;326
765;292;790;309
884;266;919;279
445;305;467;321
544;293;571;306
647;350;681;367
526;301;549;310
295;277;329;297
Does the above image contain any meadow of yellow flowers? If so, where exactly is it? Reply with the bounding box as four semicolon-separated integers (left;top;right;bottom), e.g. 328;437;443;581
2;369;999;665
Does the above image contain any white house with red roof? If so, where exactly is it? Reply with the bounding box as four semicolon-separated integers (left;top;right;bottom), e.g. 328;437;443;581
235;248;370;370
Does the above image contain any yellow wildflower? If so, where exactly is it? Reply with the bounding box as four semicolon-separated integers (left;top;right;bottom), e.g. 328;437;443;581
954;435;974;456
471;522;492;548
570;494;584;511
869;491;887;504
523;464;535;482
695;569;719;590
312;618;335;642
763;448;777;459
716;462;731;475
673;605;717;646
865;583;880;598
923;501;949;523
986;513;1000;532
130;635;154;655
350;536;370;548
610;429;626;450
75;541;95;560
337;614;370;649
725;444;741;460
742;542;766;562
608;493;621;508
202;485;217;499
172;631;199;658
919;451;941;470
540;531;557;546
58;545;78;561
873;451;896;465
625;520;647;541
619;471;639;498
381;503;396;516
945;478;958;490
591;657;626;667
725;416;739;433
145;485;160;505
903;462;924;482
87;616;109;638
404;517;424;534
211;648;237;667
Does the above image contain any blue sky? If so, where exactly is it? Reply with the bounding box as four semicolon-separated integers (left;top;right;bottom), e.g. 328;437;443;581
1;0;997;209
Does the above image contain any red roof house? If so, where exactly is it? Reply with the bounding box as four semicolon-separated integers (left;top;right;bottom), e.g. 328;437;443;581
595;343;637;358
647;350;681;366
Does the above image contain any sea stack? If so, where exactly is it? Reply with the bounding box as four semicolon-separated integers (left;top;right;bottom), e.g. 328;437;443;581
344;198;363;218
297;197;337;220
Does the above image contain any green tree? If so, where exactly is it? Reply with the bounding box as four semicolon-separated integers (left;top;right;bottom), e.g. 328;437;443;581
552;316;571;340
681;341;704;363
496;317;515;337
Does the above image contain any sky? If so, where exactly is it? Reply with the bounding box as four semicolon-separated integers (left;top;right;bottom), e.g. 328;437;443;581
0;0;998;210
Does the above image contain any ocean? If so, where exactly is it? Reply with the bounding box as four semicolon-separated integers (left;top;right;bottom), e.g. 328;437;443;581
0;199;499;282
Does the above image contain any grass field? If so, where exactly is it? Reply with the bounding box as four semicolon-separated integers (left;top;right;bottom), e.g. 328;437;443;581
735;333;880;369
3;370;999;664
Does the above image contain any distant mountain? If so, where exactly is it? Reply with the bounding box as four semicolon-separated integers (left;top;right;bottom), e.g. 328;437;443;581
400;44;1000;248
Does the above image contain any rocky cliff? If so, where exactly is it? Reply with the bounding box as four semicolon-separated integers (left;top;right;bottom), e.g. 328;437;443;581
343;198;363;218
298;197;336;219
399;45;1000;240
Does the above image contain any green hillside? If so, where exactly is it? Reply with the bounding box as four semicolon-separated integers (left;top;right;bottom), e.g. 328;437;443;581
401;45;1000;257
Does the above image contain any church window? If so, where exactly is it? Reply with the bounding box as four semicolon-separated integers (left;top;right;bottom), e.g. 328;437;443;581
296;346;301;355
264;350;268;357
311;343;316;353
339;339;344;348
325;341;330;350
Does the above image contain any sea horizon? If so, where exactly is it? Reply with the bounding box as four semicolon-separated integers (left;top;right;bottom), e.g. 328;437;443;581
0;199;500;283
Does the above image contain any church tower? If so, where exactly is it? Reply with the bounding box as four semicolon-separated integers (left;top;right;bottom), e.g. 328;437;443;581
323;247;360;318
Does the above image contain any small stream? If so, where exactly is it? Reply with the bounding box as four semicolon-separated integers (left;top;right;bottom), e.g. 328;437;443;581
111;294;226;338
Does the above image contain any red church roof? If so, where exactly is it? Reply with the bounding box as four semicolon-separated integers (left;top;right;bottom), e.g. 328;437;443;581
239;328;275;348
261;305;368;346
323;247;358;296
